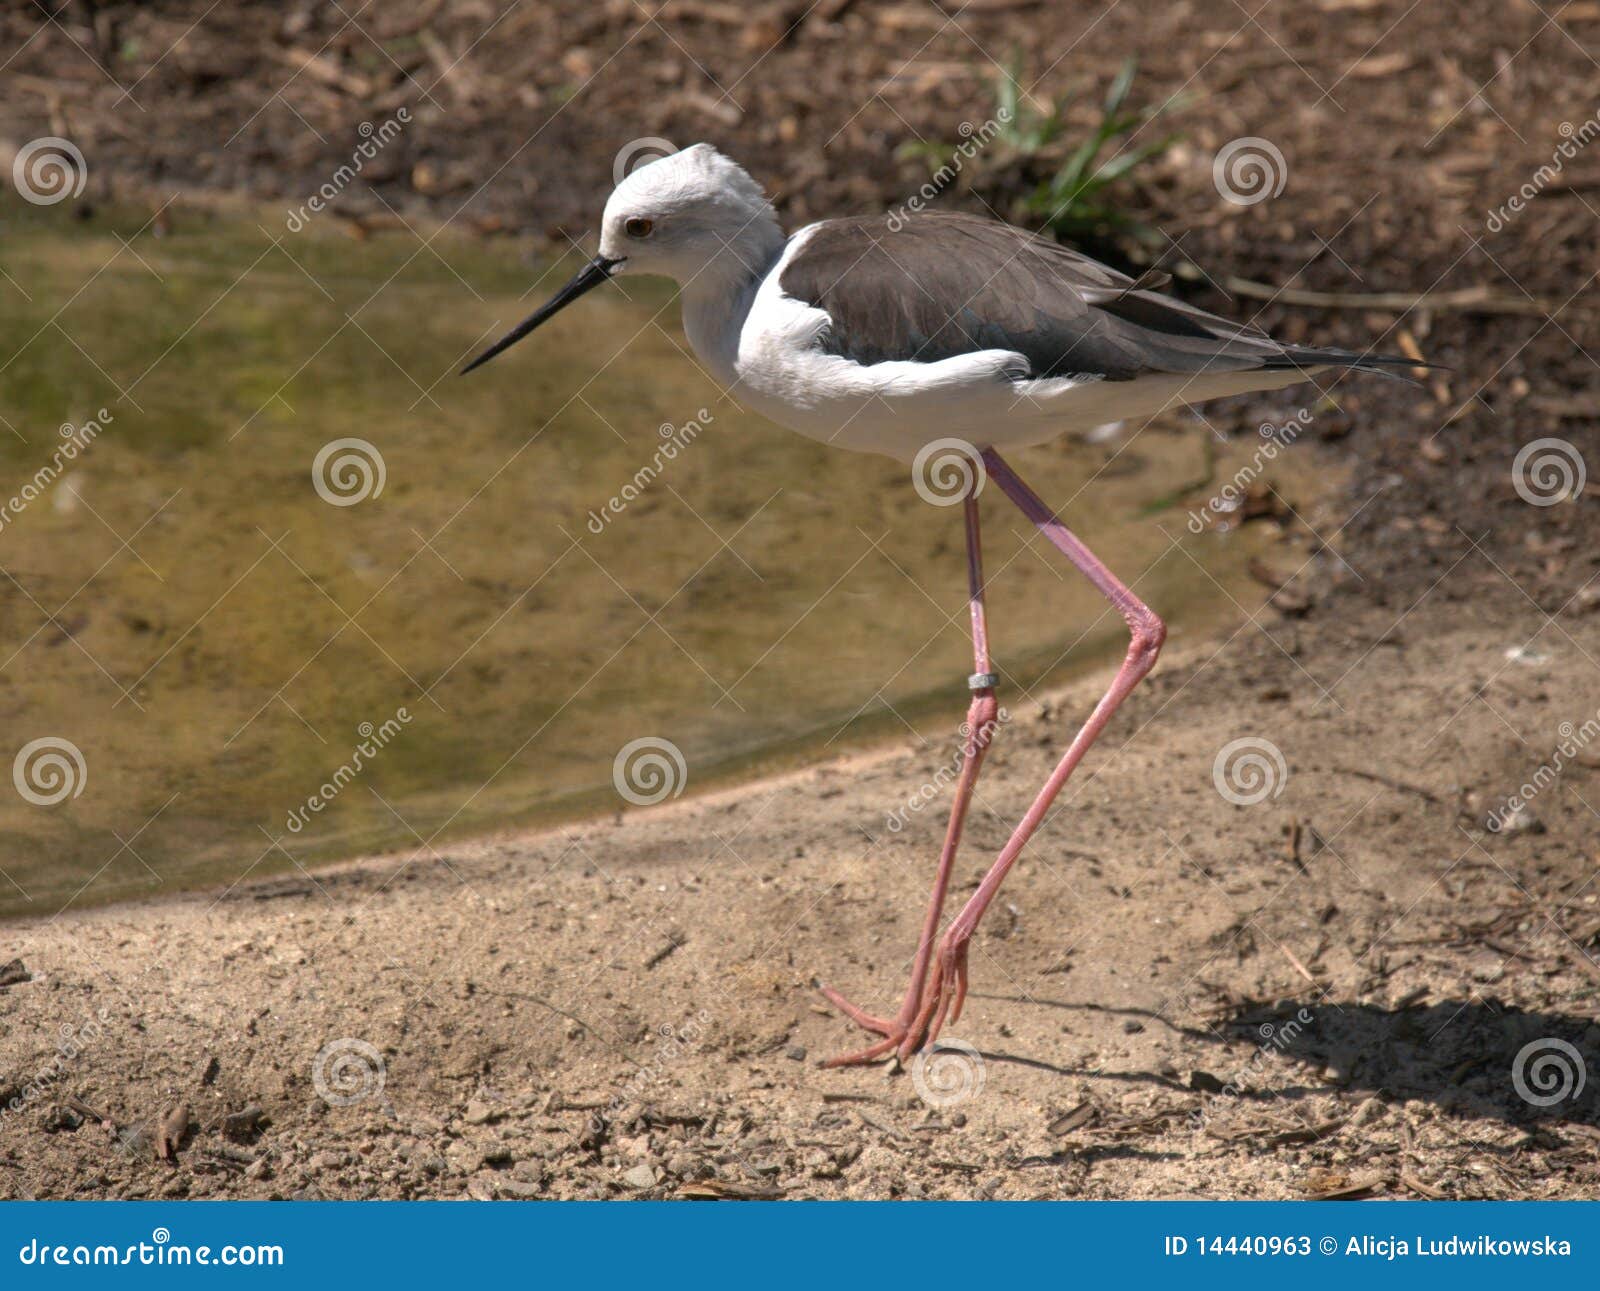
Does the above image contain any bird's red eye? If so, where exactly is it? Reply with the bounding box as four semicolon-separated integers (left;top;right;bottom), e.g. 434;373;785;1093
624;217;654;238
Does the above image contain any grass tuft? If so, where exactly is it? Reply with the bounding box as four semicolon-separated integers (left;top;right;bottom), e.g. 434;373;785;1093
898;56;1179;256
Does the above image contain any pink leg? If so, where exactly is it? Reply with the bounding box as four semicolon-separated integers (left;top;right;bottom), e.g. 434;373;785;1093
906;448;1166;1050
821;491;1002;1065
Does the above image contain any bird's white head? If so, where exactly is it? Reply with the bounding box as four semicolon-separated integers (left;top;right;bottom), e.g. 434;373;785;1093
460;143;783;375
600;143;784;286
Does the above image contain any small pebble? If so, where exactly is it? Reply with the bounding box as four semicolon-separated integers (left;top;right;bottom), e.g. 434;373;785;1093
621;1163;657;1189
1489;803;1544;836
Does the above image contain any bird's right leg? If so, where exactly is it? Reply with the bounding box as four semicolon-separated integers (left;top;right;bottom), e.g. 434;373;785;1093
820;490;1001;1066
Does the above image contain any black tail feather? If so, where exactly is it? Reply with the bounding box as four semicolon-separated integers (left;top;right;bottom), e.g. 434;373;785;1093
1268;347;1448;385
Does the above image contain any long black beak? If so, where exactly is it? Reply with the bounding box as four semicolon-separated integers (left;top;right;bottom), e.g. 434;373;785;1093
460;254;622;375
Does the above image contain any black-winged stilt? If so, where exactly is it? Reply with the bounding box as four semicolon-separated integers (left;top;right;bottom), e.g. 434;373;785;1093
462;143;1429;1067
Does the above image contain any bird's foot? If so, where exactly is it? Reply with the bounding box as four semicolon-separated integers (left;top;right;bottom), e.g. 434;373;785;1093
905;931;971;1056
816;981;913;1066
819;932;972;1067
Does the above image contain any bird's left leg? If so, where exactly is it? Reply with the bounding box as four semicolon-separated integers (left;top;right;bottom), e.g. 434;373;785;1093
820;490;1001;1065
906;448;1166;1051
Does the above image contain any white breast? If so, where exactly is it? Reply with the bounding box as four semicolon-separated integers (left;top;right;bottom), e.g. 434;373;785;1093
725;226;1043;461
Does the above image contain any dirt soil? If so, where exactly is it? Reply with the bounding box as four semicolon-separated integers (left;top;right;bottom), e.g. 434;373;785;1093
2;587;1599;1201
2;1;1598;1198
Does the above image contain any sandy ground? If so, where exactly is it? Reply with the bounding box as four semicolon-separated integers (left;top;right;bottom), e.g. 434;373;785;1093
3;548;1597;1199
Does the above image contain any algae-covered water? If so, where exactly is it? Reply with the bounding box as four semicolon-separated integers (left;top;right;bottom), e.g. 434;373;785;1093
0;197;1319;918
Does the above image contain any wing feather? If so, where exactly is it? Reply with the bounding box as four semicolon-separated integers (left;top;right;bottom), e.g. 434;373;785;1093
778;213;1418;383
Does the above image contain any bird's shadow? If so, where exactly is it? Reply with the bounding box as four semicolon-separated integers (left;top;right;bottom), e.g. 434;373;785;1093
1219;997;1599;1129
974;992;1599;1128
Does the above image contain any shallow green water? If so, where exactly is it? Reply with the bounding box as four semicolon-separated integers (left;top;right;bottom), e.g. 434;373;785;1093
0;199;1309;918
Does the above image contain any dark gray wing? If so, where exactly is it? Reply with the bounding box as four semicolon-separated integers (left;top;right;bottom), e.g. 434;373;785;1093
779;213;1418;382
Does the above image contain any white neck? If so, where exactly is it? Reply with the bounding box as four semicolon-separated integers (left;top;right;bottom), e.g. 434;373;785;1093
678;225;787;385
